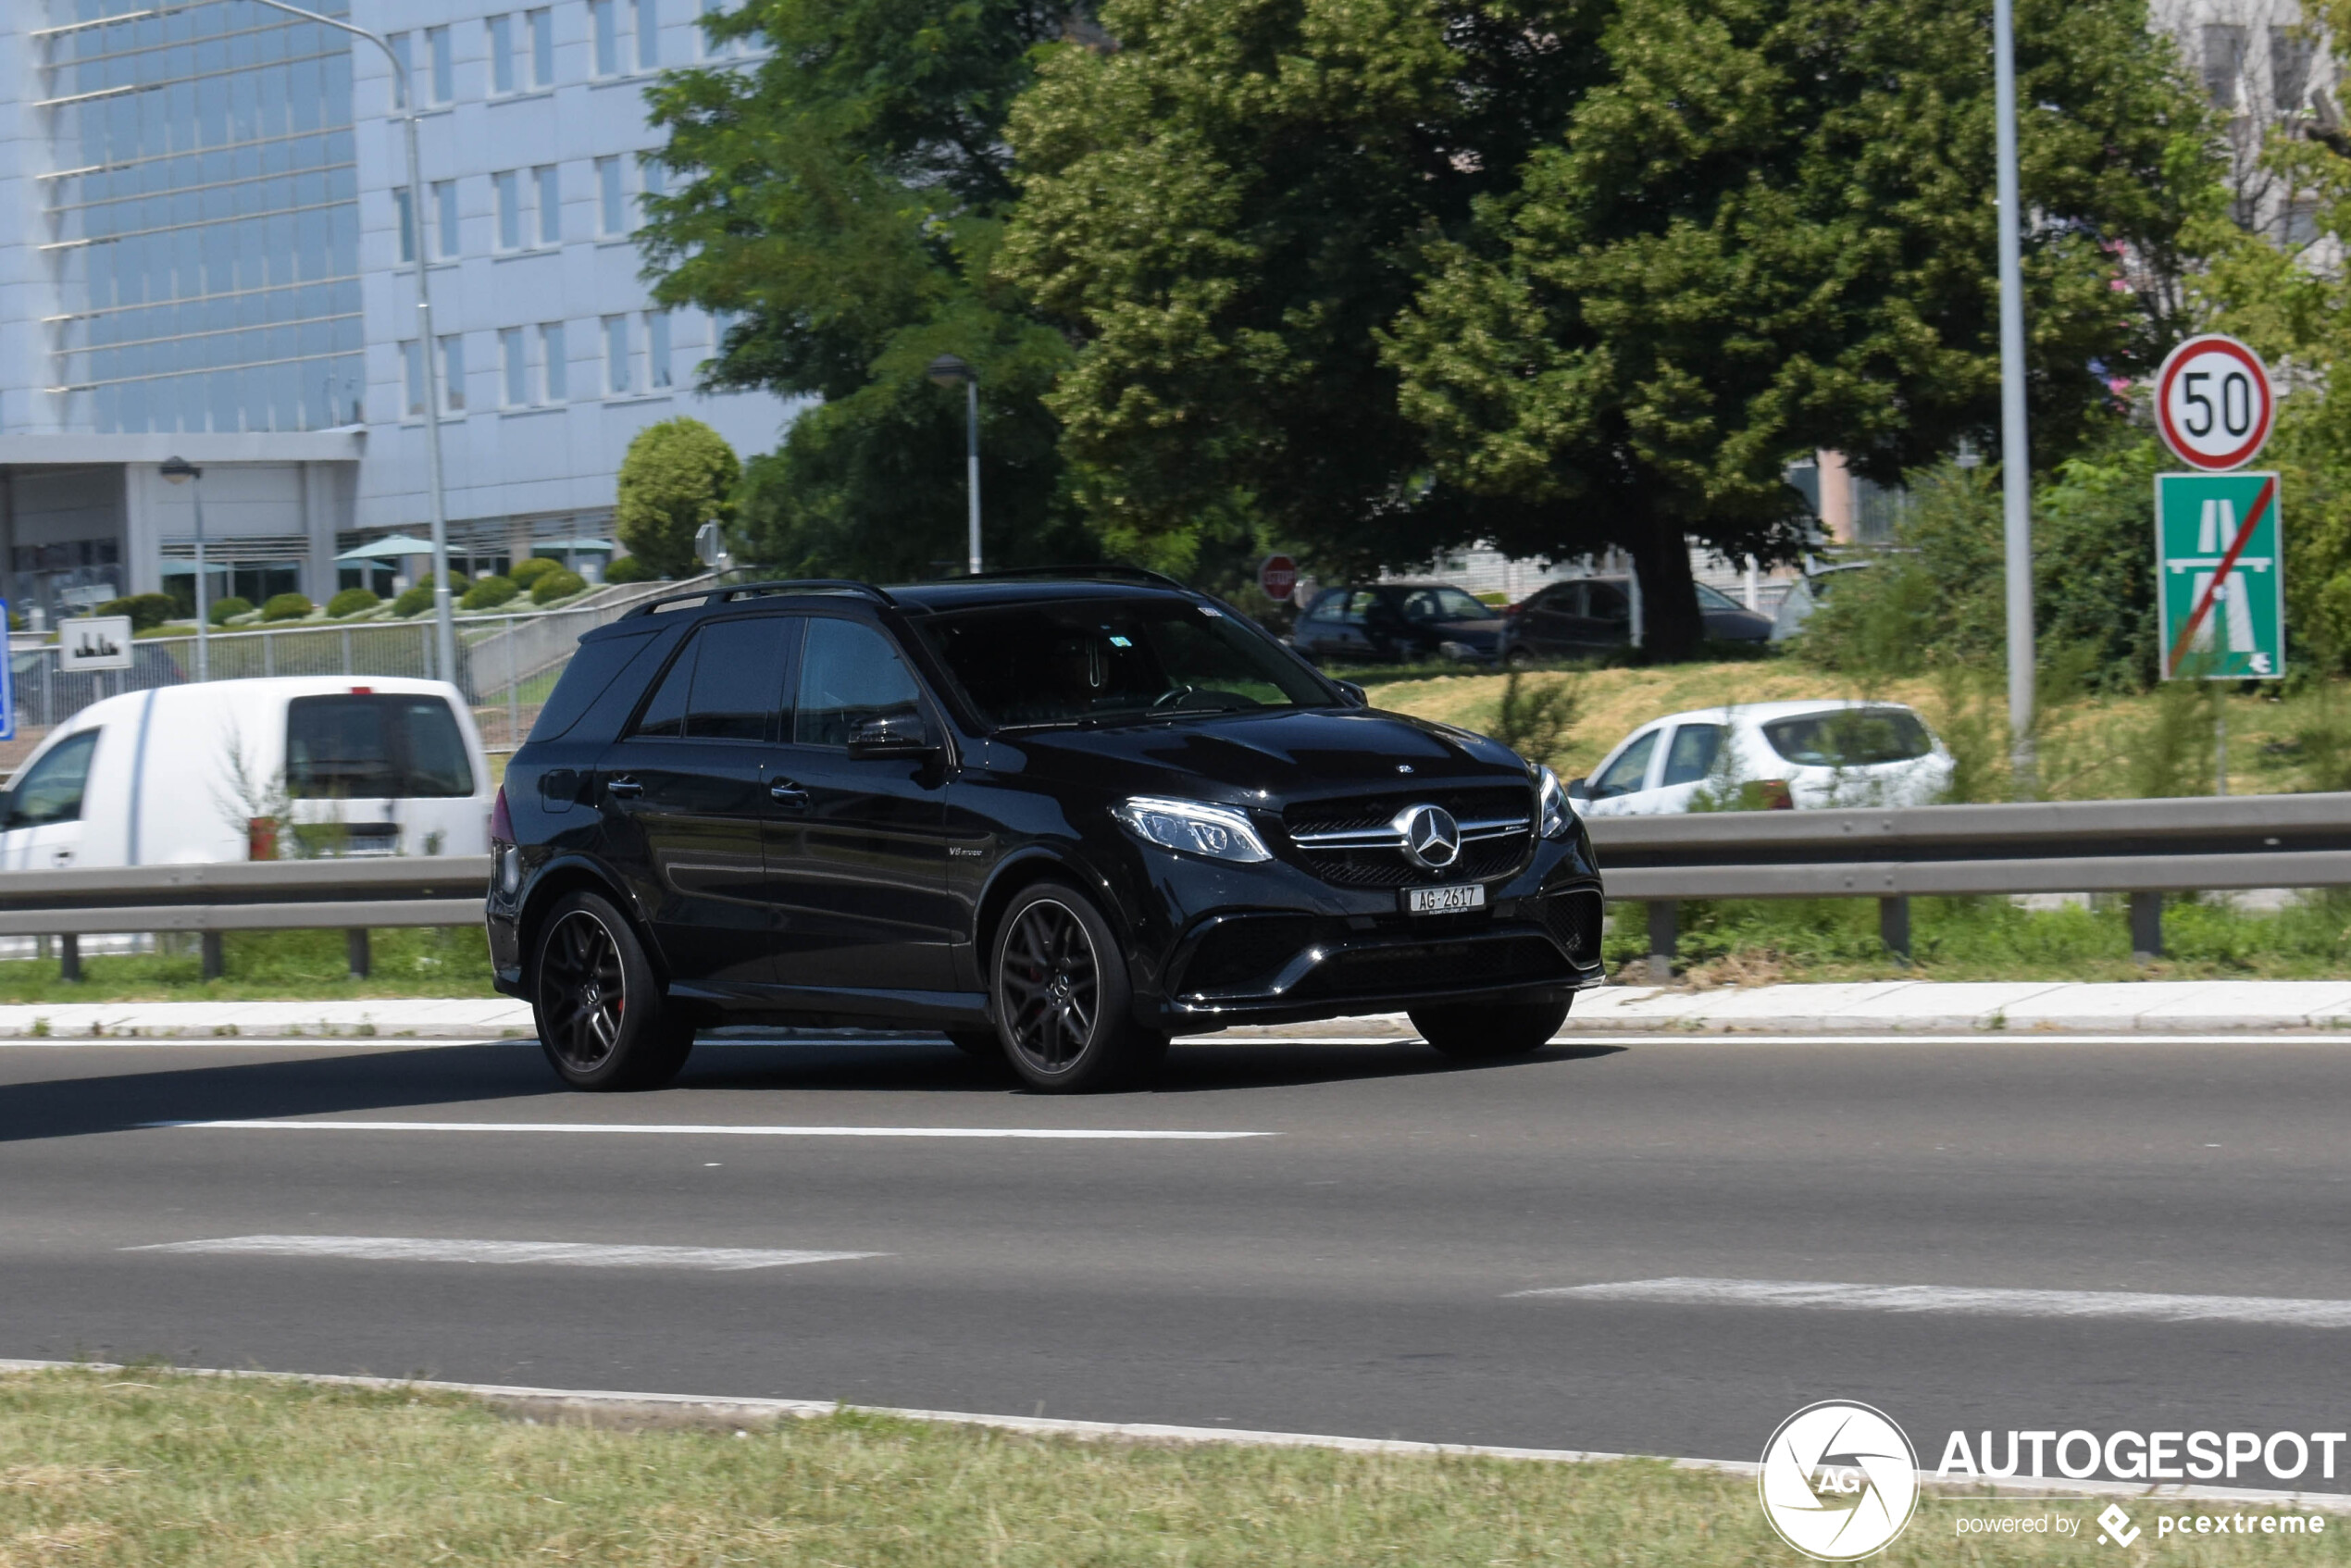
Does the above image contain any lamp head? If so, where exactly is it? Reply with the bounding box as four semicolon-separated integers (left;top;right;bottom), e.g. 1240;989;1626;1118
160;456;200;485
926;354;973;388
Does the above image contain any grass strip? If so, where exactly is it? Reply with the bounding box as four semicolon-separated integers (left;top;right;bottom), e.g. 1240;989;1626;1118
0;1367;2345;1564
0;928;498;1005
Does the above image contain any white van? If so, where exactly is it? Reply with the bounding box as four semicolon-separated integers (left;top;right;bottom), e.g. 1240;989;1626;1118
0;677;492;869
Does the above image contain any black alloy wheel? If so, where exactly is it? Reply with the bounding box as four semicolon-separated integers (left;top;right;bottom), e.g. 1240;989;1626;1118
990;883;1165;1092
532;890;694;1090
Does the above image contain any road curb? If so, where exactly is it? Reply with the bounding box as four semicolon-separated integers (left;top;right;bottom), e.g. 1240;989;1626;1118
2;1359;2345;1512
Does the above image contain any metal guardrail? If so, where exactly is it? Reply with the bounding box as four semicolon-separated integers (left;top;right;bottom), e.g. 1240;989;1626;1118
1585;793;2351;971
0;855;489;982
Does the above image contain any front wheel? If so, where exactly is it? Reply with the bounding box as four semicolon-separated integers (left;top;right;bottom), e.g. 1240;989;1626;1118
1410;997;1570;1060
990;882;1165;1092
1502;645;1536;670
533;890;694;1090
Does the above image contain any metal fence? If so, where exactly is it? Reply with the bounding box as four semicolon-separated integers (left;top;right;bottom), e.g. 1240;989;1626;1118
5;575;710;764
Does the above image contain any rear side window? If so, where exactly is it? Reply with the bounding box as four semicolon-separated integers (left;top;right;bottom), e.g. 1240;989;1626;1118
529;628;660;742
287;696;477;799
6;729;99;828
628;616;793;741
1763;709;1933;767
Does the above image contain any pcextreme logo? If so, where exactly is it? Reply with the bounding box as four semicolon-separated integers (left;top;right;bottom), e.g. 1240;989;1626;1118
1759;1401;1922;1562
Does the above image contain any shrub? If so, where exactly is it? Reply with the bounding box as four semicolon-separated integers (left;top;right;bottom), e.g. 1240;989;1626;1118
616;417;739;578
601;554;655;584
530;568;587;604
326;588;379;618
208;596;254;626
508;556;562;588
391;585;433;617
260;592;314;622
459;575;519;611
1487;669;1584;773
94;592;180;631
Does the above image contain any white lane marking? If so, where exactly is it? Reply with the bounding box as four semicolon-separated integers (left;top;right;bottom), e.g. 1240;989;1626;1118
142;1119;1268;1140
124;1236;883;1271
1511;1276;2351;1328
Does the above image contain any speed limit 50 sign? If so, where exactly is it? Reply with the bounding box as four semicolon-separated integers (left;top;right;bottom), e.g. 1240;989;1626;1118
2156;333;2274;471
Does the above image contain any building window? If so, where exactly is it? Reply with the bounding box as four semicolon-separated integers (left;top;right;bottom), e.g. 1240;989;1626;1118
494;170;522;250
604;315;631;395
433;180;459;257
642;156;665;202
488;14;516;93
536;166;563;244
647;310;672;388
591;0;620;75
635;0;659;68
2204;23;2247;108
403;340;426;417
389;31;414;105
597;157;626;234
394;188;416;263
428;25;454;104
699;0;733;56
441;335;466;412
501;329;529;406
2273;26;2317;112
529;8;555;85
541;322;568;402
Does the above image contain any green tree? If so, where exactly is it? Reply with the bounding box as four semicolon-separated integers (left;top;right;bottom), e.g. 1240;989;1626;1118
1379;0;2213;653
615;417;741;579
1000;0;1604;578
639;0;1088;578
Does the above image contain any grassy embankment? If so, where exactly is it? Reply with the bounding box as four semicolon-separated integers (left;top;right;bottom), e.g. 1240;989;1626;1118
0;1368;2335;1567
1362;661;2351;987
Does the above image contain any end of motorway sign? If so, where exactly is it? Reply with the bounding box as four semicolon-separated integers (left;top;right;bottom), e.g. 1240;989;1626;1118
2157;471;2283;679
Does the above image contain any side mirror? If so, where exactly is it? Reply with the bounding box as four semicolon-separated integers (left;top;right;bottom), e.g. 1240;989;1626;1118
846;713;937;760
1567;777;1591;803
1334;679;1368;708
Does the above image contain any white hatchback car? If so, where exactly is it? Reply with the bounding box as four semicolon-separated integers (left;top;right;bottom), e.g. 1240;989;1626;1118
1572;700;1955;815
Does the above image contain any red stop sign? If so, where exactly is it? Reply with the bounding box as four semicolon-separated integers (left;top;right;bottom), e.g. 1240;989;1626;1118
1258;554;1300;602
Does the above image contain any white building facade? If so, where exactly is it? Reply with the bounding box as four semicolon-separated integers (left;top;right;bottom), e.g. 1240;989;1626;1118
0;0;790;624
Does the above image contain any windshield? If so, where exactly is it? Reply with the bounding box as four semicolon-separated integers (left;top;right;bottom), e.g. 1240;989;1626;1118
915;599;1335;729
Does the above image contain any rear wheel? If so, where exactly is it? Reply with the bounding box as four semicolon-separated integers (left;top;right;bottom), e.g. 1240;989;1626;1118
991;883;1165;1092
533;890;694;1090
1503;645;1536;670
1410;997;1570;1060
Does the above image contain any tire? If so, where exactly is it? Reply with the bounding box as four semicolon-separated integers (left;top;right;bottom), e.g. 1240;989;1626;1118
1502;645;1535;670
945;1028;1005;1064
1410;997;1571;1060
532;890;694;1090
990;882;1165;1092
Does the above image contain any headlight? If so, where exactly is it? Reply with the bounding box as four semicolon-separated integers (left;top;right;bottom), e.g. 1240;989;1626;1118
1112;796;1272;864
1536;765;1574;840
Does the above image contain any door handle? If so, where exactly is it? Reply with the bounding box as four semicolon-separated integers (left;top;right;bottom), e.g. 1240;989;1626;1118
769;778;811;808
606;776;643;800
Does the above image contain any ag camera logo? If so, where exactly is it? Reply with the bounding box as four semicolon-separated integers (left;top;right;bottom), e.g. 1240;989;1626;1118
1760;1400;1921;1561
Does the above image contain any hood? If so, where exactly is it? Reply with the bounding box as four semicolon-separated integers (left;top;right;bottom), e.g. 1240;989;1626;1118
999;705;1530;803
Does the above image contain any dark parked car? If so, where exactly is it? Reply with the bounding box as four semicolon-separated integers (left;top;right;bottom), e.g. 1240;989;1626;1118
489;572;1606;1093
1500;575;1772;665
1288;582;1505;666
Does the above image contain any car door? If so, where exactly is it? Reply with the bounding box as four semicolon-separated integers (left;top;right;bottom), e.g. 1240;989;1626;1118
1518;584;1580;655
1576;580;1635;648
594;615;792;987
1648;721;1728;812
0;728;100;870
1579;726;1663;816
765;616;960;995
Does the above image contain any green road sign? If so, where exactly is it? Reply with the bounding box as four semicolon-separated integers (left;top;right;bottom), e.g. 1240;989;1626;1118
2156;470;2284;680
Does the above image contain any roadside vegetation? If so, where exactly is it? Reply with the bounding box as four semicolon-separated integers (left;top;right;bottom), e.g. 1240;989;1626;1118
0;929;494;1006
3;1367;2340;1567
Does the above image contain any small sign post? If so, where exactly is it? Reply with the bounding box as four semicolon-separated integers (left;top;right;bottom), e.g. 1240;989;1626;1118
1256;554;1300;603
0;600;14;743
58;615;135;674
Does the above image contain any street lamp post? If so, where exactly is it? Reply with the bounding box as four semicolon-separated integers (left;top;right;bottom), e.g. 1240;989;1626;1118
1994;0;2036;792
927;355;982;576
160;456;206;681
239;0;456;686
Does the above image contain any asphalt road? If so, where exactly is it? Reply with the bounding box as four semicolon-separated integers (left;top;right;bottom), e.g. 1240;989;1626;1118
4;1032;2349;1487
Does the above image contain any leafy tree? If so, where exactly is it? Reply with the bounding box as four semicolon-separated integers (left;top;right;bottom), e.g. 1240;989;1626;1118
1000;0;1604;577
639;0;1087;579
615;417;740;579
1383;0;2216;653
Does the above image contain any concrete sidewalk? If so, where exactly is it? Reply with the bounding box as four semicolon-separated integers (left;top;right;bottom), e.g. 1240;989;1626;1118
0;979;2348;1040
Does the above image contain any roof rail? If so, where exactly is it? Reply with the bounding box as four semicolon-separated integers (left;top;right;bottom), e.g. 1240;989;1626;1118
622;579;897;617
958;563;1195;592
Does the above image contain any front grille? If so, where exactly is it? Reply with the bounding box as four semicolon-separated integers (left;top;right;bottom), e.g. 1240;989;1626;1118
1292;935;1569;1002
1285;784;1534;888
1541;890;1604;961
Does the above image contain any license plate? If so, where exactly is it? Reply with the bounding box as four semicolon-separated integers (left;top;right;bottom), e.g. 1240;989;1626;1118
1405;884;1486;915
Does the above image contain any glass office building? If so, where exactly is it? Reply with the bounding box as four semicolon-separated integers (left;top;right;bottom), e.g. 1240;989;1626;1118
0;0;790;624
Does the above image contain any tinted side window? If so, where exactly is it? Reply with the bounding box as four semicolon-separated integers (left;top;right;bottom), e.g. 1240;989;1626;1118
795;619;921;747
6;729;99;828
401;699;476;796
631;638;696;739
1586;582;1630;623
684;617;791;740
286;696;475;799
529;628;659;742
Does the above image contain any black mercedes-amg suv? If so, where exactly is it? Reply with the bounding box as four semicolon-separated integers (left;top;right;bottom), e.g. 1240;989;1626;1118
487;571;1606;1092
